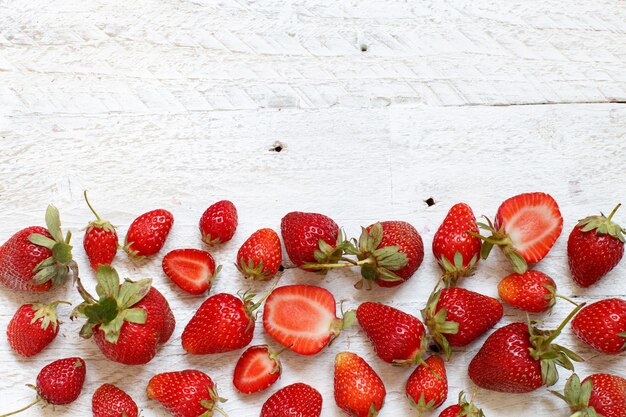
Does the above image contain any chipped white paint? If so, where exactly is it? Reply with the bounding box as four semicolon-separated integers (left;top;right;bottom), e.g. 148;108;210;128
1;0;626;415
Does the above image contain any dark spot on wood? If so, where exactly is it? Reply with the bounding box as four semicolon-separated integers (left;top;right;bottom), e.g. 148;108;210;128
278;265;285;272
270;141;285;153
425;197;435;207
360;44;368;52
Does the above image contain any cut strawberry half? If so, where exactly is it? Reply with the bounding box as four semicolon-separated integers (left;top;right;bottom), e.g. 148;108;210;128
472;192;563;273
263;285;355;355
162;249;220;295
233;345;283;394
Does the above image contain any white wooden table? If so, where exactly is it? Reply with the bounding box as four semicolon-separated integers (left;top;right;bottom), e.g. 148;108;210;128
1;0;625;415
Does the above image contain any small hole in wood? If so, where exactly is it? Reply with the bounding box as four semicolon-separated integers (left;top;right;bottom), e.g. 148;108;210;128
278;265;285;272
270;141;285;153
425;197;435;207
360;44;368;52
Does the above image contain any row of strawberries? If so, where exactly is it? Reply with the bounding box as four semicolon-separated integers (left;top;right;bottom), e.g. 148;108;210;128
0;192;624;417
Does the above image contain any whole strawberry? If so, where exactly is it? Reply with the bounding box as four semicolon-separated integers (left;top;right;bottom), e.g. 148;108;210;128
261;383;322;417
357;301;427;365
0;357;86;415
438;392;484;417
124;209;173;257
73;265;175;365
422;287;503;358
281;211;343;271
468;304;584;393
236;228;282;280
472;192;563;273
147;370;226;417
432;203;482;285
552;373;626;417
199;200;238;245
233;345;284;394
7;300;69;357
334;352;386;417
406;355;448;414
182;292;261;354
162;248;219;295
83;191;118;270
498;270;561;313
0;205;76;292
568;204;625;287
571;298;626;354
92;384;139;417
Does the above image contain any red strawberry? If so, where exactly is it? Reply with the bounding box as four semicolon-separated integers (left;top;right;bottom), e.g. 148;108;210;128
552;373;626;417
0;205;76;292
468;304;584;393
571;298;626;355
182;292;262;354
236;228;282;281
263;284;355;355
568;204;625;287
261;383;323;417
498;269;562;313
406;355;448;414
0;357;86;415
92;384;139;417
147;370;226;417
422;287;503;358
357;301;427;365
233;345;284;394
334;352;386;417
83;191;118;270
432;203;482;285
73;265;175;365
199;200;238;245
162;248;219;295
473;192;563;274
124;209;173;257
438;392;484;417
281;211;342;270
7;300;69;357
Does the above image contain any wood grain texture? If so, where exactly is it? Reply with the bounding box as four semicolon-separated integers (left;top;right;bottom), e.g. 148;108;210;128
1;0;625;416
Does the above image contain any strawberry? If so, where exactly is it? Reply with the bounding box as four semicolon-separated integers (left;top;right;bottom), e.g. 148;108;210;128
432;203;482;285
162;248;219;295
199;200;238;245
263;284;355;355
438;392;484;417
0;205;76;292
147;370;226;417
0;357;86;415
468;304;584;393
7;300;69;357
73;265;175;365
281;211;343;271
233;345;284;394
406;355;448;414
472;192;563;274
124;209;173;257
182;291;263;354
568;204;625;287
571;298;626;355
552;373;626;417
498;269;563;313
334;352;386;417
236;228;282;281
357;301;427;365
83;191;118;270
92;384;139;417
261;383;323;417
422;287;503;358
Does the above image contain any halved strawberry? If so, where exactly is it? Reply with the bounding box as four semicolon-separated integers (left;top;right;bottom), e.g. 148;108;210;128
233;345;283;394
473;192;563;273
263;284;355;355
162;249;220;295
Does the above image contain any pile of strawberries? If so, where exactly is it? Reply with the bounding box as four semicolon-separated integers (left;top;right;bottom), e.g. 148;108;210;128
0;191;625;417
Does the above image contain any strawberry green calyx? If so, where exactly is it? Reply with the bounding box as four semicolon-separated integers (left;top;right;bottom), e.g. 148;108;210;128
456;391;485;417
198;385;228;417
421;290;458;359
469;217;528;274
314;229;348;266
577;203;625;243
550;374;600;417
439;251;478;287
72;265;149;343
366;403;379;417
84;191;116;233
528;303;586;387
30;301;71;332
27;205;78;287
329;309;357;345
236;257;271;281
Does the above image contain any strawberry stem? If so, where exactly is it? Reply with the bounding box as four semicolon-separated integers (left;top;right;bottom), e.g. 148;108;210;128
606;203;622;222
554;294;579;307
0;397;42;417
213;406;229;417
83;191;102;222
544;303;586;345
